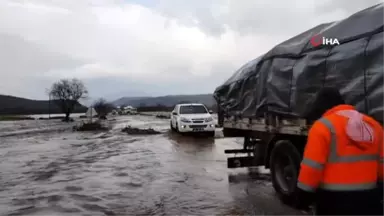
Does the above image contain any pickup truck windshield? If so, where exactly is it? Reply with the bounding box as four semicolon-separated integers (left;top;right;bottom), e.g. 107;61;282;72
179;105;208;114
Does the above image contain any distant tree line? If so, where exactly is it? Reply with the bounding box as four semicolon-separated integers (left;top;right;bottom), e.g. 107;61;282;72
93;98;114;118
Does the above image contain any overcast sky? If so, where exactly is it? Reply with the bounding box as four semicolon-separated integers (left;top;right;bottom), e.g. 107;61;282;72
0;0;382;101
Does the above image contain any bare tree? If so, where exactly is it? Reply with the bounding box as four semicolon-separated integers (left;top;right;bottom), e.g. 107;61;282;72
93;98;114;119
49;78;88;122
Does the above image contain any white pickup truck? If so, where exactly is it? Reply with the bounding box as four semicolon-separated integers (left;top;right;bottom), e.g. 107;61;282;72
170;103;215;136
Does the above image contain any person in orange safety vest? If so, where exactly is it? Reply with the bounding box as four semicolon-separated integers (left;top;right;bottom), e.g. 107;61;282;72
295;88;383;215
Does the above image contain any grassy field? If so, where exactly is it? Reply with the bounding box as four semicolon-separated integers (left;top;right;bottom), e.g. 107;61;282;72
0;115;35;121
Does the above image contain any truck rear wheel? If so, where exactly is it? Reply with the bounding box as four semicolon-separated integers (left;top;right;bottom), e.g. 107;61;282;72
270;140;301;206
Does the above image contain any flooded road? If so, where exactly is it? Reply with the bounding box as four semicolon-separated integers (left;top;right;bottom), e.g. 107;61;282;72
0;115;305;216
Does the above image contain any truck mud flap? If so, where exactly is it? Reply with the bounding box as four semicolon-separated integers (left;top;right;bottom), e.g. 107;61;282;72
227;156;263;168
224;149;254;154
223;128;250;137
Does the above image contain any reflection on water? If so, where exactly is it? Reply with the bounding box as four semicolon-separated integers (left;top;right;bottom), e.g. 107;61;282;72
228;168;271;184
0;115;304;216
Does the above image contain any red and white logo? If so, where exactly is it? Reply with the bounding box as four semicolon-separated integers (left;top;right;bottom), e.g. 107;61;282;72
310;35;340;47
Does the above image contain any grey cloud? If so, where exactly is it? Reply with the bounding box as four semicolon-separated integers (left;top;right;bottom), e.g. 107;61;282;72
83;77;152;100
149;60;237;95
11;0;122;10
315;0;383;15
0;34;83;74
155;0;381;37
155;0;227;37
154;0;313;37
0;33;85;98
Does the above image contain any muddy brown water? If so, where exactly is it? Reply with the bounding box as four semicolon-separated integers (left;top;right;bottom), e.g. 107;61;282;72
0;115;306;216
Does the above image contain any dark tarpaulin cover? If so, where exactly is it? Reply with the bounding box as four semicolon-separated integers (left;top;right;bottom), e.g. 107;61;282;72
213;3;384;124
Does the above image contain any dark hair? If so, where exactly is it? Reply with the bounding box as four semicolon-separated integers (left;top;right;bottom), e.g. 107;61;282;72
305;87;345;121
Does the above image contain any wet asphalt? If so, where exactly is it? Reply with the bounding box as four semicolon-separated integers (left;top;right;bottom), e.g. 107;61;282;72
0;115;306;216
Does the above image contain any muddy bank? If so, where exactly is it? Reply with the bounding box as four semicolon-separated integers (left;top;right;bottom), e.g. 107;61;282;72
38;116;65;120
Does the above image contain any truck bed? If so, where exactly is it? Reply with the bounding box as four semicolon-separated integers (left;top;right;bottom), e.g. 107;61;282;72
222;115;309;136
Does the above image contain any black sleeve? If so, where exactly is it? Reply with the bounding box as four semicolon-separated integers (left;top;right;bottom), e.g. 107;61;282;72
378;181;383;202
294;186;315;210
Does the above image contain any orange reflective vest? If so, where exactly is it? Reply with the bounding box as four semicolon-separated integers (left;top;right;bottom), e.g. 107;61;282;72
298;105;384;192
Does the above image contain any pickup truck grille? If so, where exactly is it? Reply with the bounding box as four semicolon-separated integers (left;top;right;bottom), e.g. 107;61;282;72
189;125;207;129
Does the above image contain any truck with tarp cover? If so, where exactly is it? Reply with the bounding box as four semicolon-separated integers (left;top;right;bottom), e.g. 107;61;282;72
214;4;383;205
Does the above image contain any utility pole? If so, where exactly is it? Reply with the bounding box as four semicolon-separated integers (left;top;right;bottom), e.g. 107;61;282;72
48;93;51;119
46;88;51;119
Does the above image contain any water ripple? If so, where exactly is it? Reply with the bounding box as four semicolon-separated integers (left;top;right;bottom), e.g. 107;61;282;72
0;115;305;216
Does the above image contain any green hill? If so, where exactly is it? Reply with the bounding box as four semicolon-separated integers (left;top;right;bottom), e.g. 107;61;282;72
0;94;87;115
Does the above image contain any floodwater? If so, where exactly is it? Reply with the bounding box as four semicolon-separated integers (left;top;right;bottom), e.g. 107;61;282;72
0;115;306;216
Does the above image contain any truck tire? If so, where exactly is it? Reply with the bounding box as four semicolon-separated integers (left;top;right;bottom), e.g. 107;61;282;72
270;140;301;206
218;109;224;127
170;121;175;131
205;131;215;137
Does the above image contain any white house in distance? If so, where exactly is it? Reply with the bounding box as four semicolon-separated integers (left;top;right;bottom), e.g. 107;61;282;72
123;105;137;114
111;105;137;115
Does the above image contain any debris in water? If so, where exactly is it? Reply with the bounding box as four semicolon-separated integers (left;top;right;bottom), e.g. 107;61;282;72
121;126;161;135
74;121;108;131
155;114;170;119
98;116;107;120
62;118;74;122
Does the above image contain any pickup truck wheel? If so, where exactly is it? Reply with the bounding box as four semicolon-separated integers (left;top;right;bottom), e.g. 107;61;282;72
205;131;215;137
170;122;175;131
270;140;301;206
175;122;179;132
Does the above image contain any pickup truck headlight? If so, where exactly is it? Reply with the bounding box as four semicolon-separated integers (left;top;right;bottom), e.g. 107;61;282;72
180;117;191;123
205;117;214;122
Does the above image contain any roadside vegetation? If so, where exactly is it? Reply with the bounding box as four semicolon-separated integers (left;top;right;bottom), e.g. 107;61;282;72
48;78;88;122
93;98;114;119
